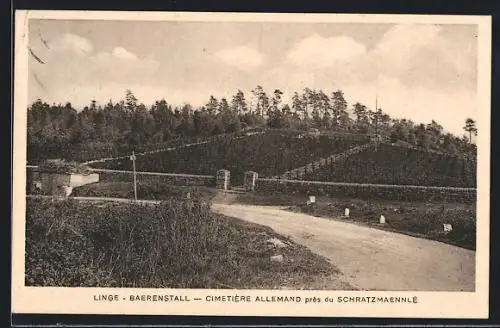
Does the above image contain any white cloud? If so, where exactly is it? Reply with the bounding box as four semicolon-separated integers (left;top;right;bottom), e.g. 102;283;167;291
214;45;264;70
375;24;442;56
51;33;94;56
112;47;138;60
285;34;366;69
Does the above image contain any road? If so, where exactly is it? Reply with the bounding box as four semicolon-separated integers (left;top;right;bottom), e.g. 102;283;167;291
212;203;475;292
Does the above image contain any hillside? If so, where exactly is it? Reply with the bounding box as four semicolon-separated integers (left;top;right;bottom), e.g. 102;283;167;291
302;143;476;188
92;131;369;185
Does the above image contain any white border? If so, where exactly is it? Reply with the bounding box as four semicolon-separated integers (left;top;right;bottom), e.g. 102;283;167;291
12;10;492;318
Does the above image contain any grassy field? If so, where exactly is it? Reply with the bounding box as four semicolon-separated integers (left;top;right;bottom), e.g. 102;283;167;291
71;182;218;202
229;192;476;250
25;197;351;289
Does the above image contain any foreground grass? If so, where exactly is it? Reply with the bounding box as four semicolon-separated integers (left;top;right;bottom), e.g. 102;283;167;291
25;197;347;289
231;192;476;251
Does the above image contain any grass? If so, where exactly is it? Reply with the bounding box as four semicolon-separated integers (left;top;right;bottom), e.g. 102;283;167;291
25;197;350;289
231;191;476;251
71;182;218;202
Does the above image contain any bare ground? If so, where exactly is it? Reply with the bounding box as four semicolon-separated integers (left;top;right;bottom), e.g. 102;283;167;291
211;203;475;292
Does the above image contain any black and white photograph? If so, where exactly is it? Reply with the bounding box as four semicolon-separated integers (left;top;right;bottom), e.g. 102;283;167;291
12;11;491;318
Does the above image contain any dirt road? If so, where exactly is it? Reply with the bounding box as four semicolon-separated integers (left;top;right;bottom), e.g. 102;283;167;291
212;203;475;292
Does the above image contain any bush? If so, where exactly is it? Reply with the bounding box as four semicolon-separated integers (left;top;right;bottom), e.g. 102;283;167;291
38;159;91;175
26;197;221;287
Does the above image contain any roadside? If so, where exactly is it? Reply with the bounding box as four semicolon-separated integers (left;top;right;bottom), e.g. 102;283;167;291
212;203;475;292
224;191;476;250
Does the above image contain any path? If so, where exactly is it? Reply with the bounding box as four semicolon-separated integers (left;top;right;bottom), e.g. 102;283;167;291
211;203;475;292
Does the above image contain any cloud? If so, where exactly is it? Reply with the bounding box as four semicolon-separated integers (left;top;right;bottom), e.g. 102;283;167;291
285;34;367;69
213;45;264;70
374;24;442;57
112;47;138;60
51;33;94;56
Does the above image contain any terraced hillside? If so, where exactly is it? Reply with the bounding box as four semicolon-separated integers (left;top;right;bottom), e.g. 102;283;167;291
302;143;476;188
92;131;369;185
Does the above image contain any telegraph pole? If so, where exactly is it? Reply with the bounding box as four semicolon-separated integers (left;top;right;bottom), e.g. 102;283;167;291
131;150;137;201
375;94;378;137
374;94;379;151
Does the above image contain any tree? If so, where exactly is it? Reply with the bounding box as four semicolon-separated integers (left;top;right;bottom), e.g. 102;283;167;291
316;90;330;118
463;118;477;143
206;95;219;116
281;104;291;115
125;89;138;112
301;88;315;119
369;107;384;136
271;89;284;114
231;90;247;114
251;85;270;117
331;90;347;128
291;92;304;118
218;98;230;113
390;121;409;143
415;123;430;149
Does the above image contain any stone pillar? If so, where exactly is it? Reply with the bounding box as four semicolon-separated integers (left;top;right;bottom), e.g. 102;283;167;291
216;169;230;190
244;171;258;191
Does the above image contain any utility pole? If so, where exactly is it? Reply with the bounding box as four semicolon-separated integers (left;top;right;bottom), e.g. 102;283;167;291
375;94;378;137
131;150;137;201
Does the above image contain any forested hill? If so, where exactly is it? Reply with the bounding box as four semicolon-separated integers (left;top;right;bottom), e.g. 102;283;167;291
27;87;477;164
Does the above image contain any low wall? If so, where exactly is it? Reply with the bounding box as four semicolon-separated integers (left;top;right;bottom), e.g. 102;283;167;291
69;173;99;187
255;178;476;203
91;169;216;187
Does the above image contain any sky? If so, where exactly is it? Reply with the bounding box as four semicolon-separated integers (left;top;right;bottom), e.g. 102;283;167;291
27;19;478;137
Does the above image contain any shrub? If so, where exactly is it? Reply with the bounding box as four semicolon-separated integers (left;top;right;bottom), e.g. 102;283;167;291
26;197;220;287
38;159;91;175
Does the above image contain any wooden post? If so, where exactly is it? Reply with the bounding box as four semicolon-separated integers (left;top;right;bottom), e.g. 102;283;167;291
131;151;137;201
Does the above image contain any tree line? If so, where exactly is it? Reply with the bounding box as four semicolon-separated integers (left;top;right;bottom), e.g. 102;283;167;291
27;86;477;163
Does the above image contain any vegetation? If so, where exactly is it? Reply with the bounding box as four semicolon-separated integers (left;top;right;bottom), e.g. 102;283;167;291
28;87;476;164
302;143;476;188
37;159;91;174
25;197;345;289
71;182;218;202
92;131;368;185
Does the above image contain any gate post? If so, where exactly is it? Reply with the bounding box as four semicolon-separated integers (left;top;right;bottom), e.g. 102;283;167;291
244;171;258;191
216;169;230;190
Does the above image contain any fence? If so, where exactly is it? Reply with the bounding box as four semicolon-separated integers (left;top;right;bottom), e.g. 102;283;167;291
255;178;476;203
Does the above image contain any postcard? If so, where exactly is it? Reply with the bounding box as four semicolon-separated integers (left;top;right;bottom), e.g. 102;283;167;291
12;10;491;318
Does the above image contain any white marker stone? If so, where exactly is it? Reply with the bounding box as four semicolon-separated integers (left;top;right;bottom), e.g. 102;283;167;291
344;208;350;217
443;224;453;233
309;196;316;204
379;215;386;224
